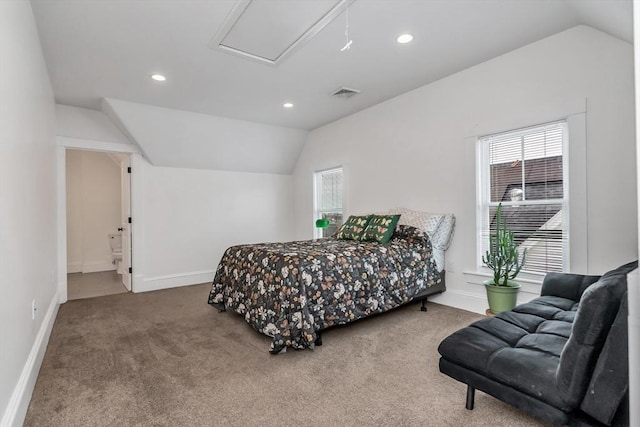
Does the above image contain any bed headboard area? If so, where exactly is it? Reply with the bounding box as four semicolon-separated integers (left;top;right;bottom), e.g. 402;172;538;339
386;207;456;271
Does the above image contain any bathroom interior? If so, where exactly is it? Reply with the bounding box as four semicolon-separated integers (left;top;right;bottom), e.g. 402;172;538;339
66;149;129;300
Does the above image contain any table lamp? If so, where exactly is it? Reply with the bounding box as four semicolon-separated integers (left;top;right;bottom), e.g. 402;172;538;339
315;219;330;229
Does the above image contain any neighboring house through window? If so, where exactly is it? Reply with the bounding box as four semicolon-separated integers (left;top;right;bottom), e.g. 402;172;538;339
478;121;568;275
314;167;343;238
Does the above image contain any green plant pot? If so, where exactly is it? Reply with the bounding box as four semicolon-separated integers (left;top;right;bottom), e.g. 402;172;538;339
484;279;521;314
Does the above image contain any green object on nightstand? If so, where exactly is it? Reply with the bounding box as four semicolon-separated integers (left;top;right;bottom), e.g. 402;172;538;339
315;219;330;228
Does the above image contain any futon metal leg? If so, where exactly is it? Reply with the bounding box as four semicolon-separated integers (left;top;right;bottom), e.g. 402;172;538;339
420;298;428;312
466;385;475;410
315;332;323;346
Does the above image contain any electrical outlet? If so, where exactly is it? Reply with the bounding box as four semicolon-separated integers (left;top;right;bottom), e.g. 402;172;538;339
32;299;37;320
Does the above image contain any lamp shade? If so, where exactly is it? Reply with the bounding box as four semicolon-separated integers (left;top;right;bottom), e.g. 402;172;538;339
315;219;330;228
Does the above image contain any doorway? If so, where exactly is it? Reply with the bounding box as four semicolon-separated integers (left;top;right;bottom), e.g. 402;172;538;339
64;149;132;300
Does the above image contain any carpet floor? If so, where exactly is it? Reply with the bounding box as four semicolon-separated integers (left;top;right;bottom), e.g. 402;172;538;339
25;284;547;426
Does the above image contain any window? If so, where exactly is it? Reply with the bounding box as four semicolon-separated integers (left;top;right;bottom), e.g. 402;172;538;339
314;167;343;238
478;121;568;275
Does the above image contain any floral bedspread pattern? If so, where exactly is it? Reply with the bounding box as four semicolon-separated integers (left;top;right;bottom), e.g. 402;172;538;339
208;225;440;353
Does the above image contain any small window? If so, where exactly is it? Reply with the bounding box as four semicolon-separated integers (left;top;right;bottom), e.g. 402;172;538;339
478;121;568;275
314;167;343;238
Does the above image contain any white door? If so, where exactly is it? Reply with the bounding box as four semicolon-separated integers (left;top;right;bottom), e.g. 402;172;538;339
121;157;132;291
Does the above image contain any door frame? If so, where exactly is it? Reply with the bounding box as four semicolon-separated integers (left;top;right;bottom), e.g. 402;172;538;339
56;137;141;303
119;156;132;291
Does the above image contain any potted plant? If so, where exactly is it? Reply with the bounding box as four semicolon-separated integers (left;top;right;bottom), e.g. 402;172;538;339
482;203;527;314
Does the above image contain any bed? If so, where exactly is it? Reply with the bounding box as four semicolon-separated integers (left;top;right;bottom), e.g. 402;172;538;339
208;209;455;353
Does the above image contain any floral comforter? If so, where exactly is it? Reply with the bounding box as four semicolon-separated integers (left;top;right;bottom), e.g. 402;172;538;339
208;225;440;353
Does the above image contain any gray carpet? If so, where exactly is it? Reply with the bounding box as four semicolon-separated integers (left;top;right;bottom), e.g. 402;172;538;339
25;284;547;426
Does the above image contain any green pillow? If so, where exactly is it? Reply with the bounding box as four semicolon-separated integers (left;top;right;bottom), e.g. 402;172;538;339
336;215;372;240
362;214;401;244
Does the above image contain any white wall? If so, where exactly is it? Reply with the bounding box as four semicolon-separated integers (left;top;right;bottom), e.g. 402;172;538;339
630;5;640;426
54;106;297;294
56;104;131;144
0;1;59;426
66;150;122;273
104;98;309;174
133;156;295;292
293;25;637;313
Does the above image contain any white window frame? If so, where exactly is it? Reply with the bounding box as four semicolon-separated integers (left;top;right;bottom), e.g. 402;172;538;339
313;166;344;238
476;120;570;279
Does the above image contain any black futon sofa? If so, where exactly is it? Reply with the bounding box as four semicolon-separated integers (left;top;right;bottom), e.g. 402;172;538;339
438;261;637;426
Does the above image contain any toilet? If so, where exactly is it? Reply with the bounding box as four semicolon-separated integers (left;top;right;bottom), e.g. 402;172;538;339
108;233;123;274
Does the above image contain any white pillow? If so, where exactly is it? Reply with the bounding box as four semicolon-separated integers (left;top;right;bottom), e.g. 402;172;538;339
387;208;455;271
430;213;455;250
388;207;444;238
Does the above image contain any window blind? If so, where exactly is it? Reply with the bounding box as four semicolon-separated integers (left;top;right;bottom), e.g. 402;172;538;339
480;121;567;274
314;167;344;238
319;169;343;212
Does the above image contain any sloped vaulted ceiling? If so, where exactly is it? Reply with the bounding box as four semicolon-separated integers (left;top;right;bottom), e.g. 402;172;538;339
103;99;308;175
33;0;632;173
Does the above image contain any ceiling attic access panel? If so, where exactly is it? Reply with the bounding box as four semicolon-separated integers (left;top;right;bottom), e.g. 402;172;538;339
210;0;351;65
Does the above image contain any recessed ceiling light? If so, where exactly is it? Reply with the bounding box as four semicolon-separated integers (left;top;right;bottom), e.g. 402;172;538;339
397;34;414;44
151;74;166;82
283;102;294;108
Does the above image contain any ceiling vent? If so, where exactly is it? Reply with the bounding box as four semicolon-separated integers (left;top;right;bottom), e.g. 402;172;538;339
331;87;361;99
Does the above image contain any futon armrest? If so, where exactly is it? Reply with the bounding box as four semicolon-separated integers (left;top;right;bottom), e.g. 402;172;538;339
540;272;601;302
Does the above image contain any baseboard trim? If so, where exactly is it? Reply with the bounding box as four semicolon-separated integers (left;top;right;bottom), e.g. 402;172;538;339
68;260;116;274
81;260;116;273
430;285;540;315
58;279;68;304
66;262;81;273
135;270;215;293
429;289;487;315
1;291;60;427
